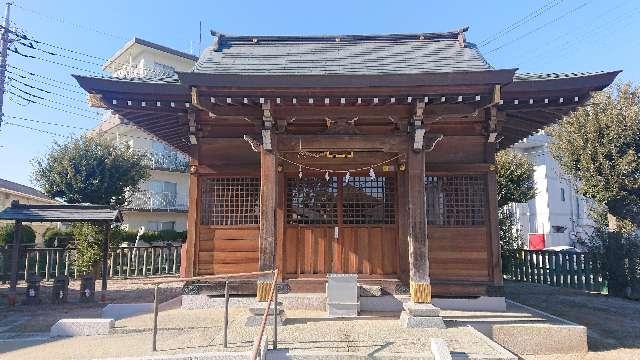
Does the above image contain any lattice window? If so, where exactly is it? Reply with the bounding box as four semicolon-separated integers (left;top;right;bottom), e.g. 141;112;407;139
425;175;486;226
287;177;338;225
343;176;395;224
200;177;260;225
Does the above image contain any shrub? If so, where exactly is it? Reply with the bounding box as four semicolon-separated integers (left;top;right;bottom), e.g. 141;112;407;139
0;223;36;247
138;229;187;244
43;227;74;248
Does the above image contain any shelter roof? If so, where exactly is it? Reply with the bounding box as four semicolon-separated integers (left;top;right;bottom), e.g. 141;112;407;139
0;202;122;223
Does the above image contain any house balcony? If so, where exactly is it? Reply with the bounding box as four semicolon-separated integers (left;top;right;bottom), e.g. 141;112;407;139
147;151;189;173
126;191;188;213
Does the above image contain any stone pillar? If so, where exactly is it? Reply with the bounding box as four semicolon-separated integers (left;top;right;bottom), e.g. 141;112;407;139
7;219;22;306
257;147;276;302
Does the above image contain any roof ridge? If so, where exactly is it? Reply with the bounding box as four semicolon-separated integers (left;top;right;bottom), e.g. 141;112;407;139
209;27;469;45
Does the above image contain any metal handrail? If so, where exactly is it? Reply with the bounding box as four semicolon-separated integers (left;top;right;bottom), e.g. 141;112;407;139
251;269;279;360
148;270;278;353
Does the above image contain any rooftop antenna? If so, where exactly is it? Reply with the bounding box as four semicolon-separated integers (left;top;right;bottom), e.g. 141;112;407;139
199;21;202;54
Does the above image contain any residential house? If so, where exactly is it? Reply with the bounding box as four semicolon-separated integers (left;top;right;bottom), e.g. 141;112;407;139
511;132;595;249
90;38;198;233
0;178;59;242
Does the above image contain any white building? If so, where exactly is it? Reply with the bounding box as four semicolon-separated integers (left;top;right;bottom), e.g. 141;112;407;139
511;132;595;249
90;38;197;233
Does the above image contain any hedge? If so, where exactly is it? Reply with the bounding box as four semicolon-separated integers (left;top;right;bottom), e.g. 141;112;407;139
0;223;36;246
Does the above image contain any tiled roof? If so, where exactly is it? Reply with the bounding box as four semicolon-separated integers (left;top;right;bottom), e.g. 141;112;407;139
0;178;55;202
0;203;122;222
513;71;613;81
193;29;493;75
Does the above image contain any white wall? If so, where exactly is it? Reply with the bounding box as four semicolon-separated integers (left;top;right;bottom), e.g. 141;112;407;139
512;132;595;249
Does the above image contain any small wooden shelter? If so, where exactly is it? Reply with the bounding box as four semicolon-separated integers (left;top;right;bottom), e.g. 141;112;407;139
0;201;122;305
74;28;619;304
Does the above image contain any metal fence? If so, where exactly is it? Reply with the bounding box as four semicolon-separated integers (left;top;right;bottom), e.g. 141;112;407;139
502;249;606;292
0;244;182;282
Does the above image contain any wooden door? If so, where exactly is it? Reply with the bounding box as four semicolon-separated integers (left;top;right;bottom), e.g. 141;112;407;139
283;174;398;278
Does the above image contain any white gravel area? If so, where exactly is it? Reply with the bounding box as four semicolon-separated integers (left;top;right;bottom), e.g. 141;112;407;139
0;308;514;359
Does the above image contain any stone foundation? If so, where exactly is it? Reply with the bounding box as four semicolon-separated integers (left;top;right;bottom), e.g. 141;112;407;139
399;302;445;329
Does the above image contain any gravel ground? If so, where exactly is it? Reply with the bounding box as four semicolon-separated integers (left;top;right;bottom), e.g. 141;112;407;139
505;280;640;360
0;278;182;333
0;308;512;359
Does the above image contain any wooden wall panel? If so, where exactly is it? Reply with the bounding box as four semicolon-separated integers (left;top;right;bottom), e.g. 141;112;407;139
197;225;259;275
283;225;398;277
428;226;490;281
426;136;486;164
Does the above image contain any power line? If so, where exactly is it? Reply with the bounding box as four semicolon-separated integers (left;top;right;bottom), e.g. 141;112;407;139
4;121;75;138
11;3;127;41
7;75;85;102
8;83;91;110
479;0;564;47
4;115;88;130
8;46;104;75
486;1;590;55
7;89;101;120
8;64;84;89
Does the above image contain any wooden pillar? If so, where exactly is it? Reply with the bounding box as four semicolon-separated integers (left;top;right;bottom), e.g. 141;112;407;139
486;142;503;289
100;222;110;302
257;147;277;301
183;155;200;278
8;220;21;306
407;147;431;303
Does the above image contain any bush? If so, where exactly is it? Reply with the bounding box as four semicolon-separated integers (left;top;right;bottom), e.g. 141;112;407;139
0;223;36;247
139;229;187;244
43;227;74;248
111;227;137;245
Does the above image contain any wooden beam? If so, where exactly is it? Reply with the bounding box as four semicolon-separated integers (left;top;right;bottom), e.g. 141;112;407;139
277;135;406;152
406;146;431;303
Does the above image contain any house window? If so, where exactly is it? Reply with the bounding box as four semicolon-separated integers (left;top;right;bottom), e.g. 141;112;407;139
561;188;566;202
425;175;486;226
147;221;175;231
200;177;260;225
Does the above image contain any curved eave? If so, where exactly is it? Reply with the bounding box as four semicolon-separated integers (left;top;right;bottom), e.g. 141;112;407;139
176;69;517;89
73;75;188;96
498;70;621;149
503;70;621;96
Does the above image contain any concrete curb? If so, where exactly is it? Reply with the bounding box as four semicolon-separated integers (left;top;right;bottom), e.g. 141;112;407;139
50;318;115;337
460;326;517;360
430;338;452;360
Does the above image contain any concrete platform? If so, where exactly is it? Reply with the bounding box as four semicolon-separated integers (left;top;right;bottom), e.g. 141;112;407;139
443;300;587;355
102;303;153;320
50;318;115;337
182;293;506;312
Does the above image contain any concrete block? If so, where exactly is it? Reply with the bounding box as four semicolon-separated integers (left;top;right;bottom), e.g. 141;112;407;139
326;274;358;304
327;302;359;317
50;318;114;337
245;314;286;327
404;302;441;317
248;302;284;316
432;296;506;312
399;311;445;329
492;324;587;355
102;303;153;320
359;295;404;312
430;338;452;360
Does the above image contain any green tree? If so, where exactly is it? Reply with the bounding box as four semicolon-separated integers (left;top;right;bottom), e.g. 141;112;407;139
32;136;150;207
496;149;536;252
0;223;36;247
32;136;150;274
496;149;536;208
549;83;640;296
548;83;640;227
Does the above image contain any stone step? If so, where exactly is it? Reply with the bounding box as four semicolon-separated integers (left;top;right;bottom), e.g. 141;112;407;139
50;318;114;337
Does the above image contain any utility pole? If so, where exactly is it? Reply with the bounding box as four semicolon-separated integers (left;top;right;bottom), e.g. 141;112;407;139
0;2;12;132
